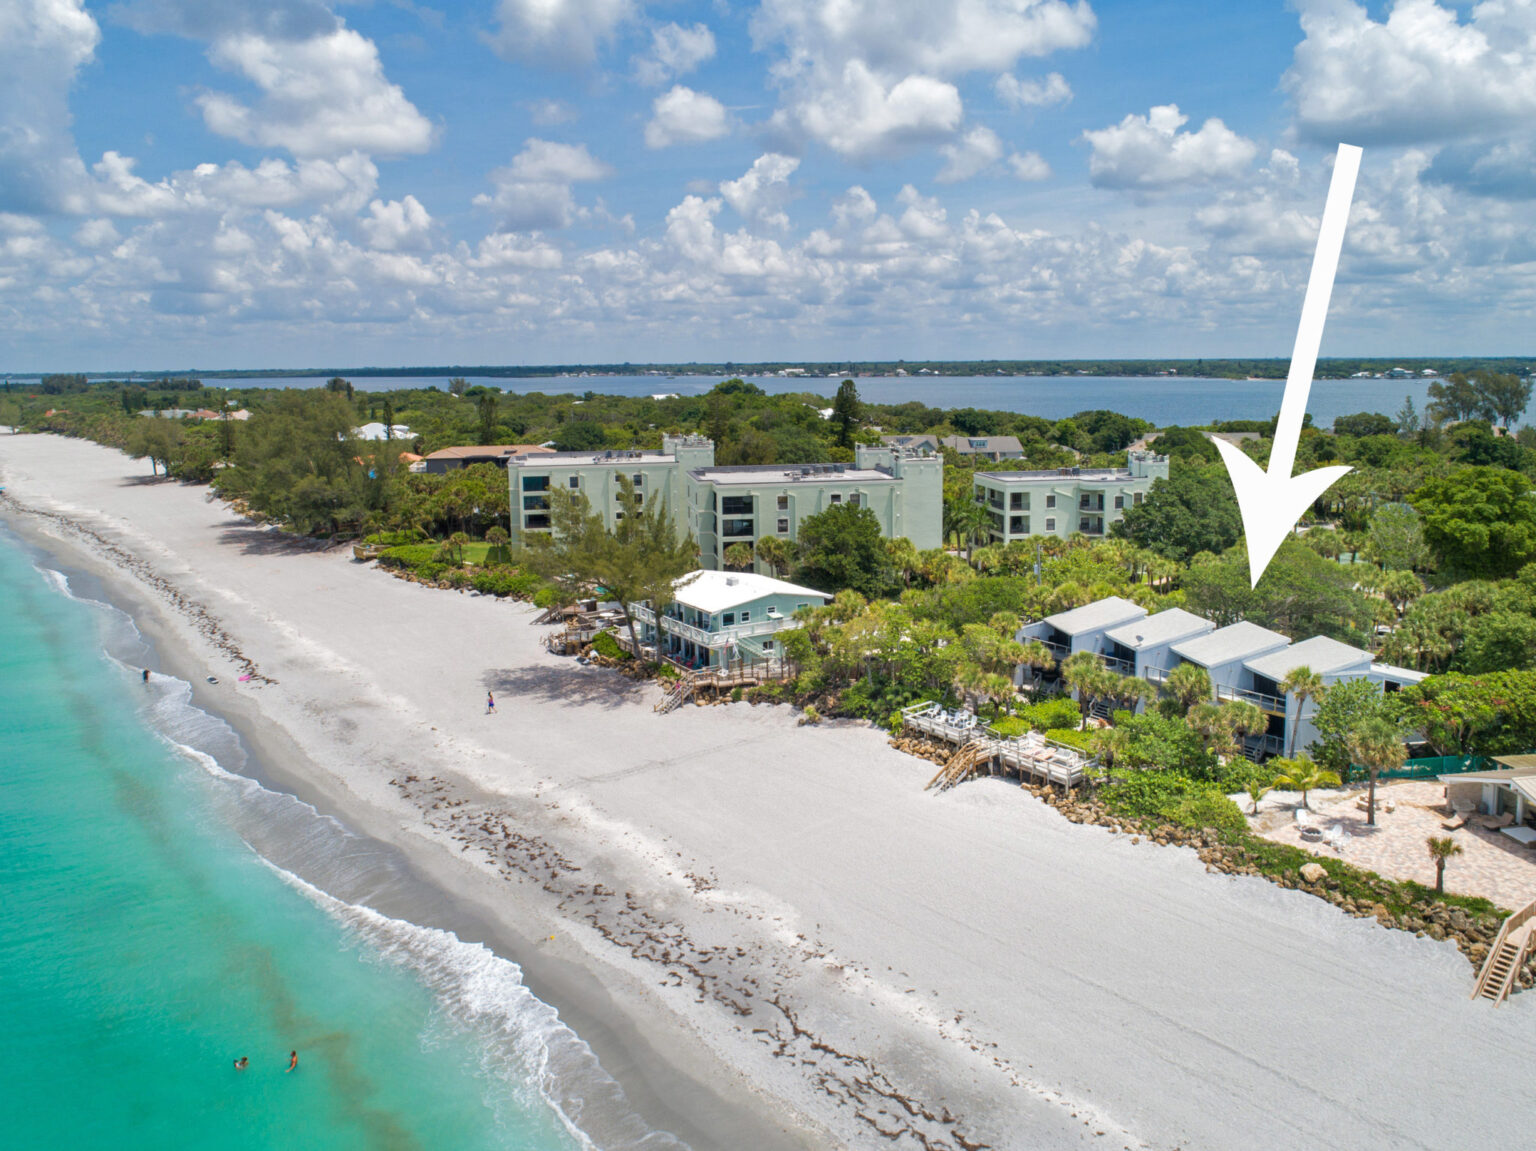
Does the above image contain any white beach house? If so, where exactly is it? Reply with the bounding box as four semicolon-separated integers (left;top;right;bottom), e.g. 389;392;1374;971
629;570;832;671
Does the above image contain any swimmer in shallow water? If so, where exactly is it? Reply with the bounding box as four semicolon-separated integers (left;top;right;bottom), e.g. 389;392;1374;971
233;1057;248;1071
287;1051;298;1073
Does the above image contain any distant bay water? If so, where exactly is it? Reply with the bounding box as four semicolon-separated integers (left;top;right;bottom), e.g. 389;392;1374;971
0;526;682;1151
193;374;1435;428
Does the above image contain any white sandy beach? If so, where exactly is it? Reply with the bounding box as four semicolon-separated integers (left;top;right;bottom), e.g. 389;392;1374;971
3;431;1532;1151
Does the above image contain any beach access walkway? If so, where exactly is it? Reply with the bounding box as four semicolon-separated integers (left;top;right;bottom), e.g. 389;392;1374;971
900;701;1093;791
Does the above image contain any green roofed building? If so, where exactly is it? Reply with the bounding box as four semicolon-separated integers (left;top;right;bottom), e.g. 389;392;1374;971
507;435;942;570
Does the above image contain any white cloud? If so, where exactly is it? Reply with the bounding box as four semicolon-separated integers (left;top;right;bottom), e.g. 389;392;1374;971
645;86;731;148
526;98;577;126
994;71;1071;109
0;0;101;212
73;218;120;249
1008;150;1051;180
635;22;716;86
752;0;1094;159
720;153;800;229
1286;0;1536;145
937;125;1004;183
473;138;612;230
486;0;634;67
196;26;435;158
361;195;432;250
1083;104;1257;189
775;61;962;159
832;185;878;227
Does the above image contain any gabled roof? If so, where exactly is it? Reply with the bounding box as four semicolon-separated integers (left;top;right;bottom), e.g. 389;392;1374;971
669;570;832;613
1244;635;1372;680
1103;608;1214;651
941;435;1024;454
427;444;552;459
1171;621;1290;668
1042;596;1146;636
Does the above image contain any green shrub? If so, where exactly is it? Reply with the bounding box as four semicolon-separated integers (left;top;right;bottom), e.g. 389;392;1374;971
444;568;471;589
1103;770;1246;833
416;561;448;581
886;710;906;735
532;586;561;609
378;543;439;569
730;687;743;703
988;716;1030;738
590;631;630;660
1017;697;1080;732
654;661;681;679
366;529;427;546
1045;727;1095;752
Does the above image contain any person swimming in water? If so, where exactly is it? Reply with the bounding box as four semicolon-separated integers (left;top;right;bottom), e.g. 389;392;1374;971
286;1051;298;1073
233;1057;248;1071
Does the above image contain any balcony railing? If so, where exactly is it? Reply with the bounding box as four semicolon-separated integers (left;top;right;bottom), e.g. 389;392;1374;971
1142;664;1171;684
631;603;799;648
1101;654;1134;675
1040;638;1070;659
1216;682;1287;713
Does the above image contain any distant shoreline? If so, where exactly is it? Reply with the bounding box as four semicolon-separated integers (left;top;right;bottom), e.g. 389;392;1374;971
6;356;1531;383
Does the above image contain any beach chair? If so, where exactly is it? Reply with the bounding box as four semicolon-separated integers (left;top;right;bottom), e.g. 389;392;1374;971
1325;824;1349;853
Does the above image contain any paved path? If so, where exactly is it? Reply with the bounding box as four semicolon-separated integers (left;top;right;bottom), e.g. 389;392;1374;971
1257;781;1536;909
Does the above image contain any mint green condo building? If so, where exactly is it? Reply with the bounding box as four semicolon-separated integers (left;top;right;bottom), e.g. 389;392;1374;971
970;449;1168;544
508;435;943;570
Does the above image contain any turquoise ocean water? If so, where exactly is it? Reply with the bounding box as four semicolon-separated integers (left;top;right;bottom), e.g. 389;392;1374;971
0;527;681;1151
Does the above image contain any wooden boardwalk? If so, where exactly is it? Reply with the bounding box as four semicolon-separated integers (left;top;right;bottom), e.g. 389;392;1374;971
902;702;1094;792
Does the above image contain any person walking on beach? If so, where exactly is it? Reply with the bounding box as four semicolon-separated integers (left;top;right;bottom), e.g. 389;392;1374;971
486;691;496;715
286;1051;298;1073
142;668;150;683
233;1057;248;1071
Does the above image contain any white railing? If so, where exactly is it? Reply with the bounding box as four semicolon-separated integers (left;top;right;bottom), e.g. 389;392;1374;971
1142;664;1171;684
631;603;800;649
1216;682;1286;713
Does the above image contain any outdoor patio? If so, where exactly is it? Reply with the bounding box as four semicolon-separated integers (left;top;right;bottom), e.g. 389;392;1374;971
1251;780;1536;910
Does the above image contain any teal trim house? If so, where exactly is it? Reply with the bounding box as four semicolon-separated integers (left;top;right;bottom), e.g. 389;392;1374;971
630;570;832;670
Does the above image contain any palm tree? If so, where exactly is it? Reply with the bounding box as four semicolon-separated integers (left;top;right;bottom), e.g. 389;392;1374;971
1017;639;1056;689
1245;778;1274;816
723;542;754;571
1219;700;1267;759
756;535;795;578
1060;651;1103;730
1279;666;1327;758
448;530;469;564
1162;662;1213;713
1427;836;1463;893
1348;716;1407;826
883;536;919;587
1269;756;1342;811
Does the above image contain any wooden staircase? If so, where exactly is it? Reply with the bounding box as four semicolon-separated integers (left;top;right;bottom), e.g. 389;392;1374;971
1473;901;1536;1005
926;739;992;792
654;677;694;715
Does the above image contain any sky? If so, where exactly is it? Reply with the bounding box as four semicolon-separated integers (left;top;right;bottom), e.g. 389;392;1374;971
2;0;1535;371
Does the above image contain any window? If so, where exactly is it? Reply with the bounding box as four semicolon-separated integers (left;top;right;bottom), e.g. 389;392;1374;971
1045;494;1056;508
974;486;986;504
524;513;551;529
777;517;789;533
1133;492;1144;506
722;612;735;626
830;493;842;504
523;494;548;510
777;495;789;511
1045;517;1055;532
1113;495;1124;510
762;639;774;651
1010;516;1029;534
614;511;624;520
1010;492;1027;510
740;610;751;622
722;517;754;537
633;474;643;486
522;475;550;492
796;602;808;611
568;476;580;489
721;495;753;516
849;493;861;507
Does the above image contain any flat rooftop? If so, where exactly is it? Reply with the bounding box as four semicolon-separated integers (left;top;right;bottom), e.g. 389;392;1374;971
689;465;895;485
511;450;679;466
976;468;1137;484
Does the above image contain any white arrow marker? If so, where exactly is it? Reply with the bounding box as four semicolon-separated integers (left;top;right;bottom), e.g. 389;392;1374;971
1216;142;1362;588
